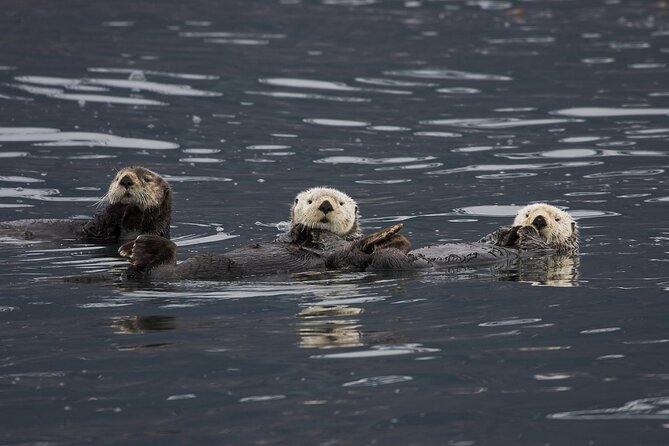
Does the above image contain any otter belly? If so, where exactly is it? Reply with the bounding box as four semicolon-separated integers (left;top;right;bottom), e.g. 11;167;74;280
409;242;519;268
148;242;326;281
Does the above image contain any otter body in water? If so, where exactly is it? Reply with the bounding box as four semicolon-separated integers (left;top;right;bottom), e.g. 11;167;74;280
0;166;171;243
120;187;403;281
327;203;578;271
479;203;579;255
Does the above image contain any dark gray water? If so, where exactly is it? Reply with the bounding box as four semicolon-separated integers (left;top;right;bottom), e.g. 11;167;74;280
1;0;669;444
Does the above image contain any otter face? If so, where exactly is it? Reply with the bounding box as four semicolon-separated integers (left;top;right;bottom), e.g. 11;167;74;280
291;187;360;238
513;203;578;248
105;166;171;210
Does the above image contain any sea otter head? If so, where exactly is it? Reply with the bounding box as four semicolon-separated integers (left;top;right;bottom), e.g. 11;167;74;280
291;187;360;239
105;166;171;211
513;203;578;252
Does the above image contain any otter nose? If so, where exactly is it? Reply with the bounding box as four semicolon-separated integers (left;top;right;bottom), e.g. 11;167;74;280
119;175;134;189
319;200;334;215
532;215;547;229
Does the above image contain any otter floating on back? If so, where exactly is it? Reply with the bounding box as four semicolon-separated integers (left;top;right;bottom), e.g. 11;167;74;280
327;203;579;271
0;166;171;244
120;187;399;281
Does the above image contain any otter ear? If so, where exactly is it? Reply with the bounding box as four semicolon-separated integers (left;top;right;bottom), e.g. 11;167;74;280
571;221;576;233
294;198;298;204
355;206;359;213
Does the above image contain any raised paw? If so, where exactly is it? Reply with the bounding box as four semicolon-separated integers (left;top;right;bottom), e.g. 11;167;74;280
288;223;312;245
120;234;177;270
358;224;407;254
118;240;134;258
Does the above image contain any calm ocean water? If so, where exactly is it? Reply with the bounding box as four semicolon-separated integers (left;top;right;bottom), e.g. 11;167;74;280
1;1;668;444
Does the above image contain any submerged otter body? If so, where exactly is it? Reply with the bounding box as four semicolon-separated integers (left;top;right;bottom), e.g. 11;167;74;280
120;187;401;281
123;228;352;281
0;166;171;244
328;204;578;272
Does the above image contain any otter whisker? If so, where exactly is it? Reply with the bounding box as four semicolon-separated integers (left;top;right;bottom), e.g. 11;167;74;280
93;193;109;208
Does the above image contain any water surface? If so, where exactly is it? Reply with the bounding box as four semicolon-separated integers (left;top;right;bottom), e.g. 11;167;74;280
1;1;669;445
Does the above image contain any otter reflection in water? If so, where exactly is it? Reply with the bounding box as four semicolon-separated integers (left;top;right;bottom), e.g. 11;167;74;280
0;166;171;244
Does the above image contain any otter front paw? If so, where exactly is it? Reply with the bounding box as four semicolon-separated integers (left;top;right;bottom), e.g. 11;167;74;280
119;234;177;270
357;224;406;254
288;223;312;245
118;240;134;258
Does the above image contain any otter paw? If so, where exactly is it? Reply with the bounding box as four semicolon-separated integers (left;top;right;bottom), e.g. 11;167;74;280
126;234;177;269
358;224;404;253
289;223;312;245
373;233;412;254
118;240;135;258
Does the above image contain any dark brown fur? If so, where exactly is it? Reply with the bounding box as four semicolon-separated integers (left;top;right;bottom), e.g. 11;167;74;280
120;225;408;281
0;166;171;244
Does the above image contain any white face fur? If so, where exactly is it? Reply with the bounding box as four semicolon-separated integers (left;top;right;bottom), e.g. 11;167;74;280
291;187;359;237
513;203;577;246
105;166;167;210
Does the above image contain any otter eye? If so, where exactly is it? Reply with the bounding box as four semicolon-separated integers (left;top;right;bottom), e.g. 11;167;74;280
339;201;344;206
555;218;561;221
308;200;313;205
294;198;298;204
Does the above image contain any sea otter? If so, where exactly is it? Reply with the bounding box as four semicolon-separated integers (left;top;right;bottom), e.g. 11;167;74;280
119;187;403;281
480;203;579;255
0;166;171;243
326;203;578;271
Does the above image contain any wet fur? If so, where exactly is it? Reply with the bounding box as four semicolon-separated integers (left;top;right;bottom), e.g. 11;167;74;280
511;203;578;254
331;203;579;273
121;188;407;281
291;187;360;240
0;166;171;243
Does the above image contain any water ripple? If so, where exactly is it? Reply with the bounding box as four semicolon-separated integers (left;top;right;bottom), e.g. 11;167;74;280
7;84;167;106
548;397;669;420
315;156;436;165
414;131;463;138
15;75;221;97
554;107;669;117
260;77;410;95
497;148;668;160
584;169;664;178
436;87;481;94
161;175;232;182
239;395;287;403
311;343;440;359
342;375;413;387
0;175;44;183
427;161;602;175
180;31;286;39
260;78;359;91
479;318;542;327
355;77;438;87
304;119;370;127
246;90;370;102
0;127;178;150
421;117;579;129
455;205;618;219
88;67;219;80
485;36;555;44
375;162;443;171
385;68;512;81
